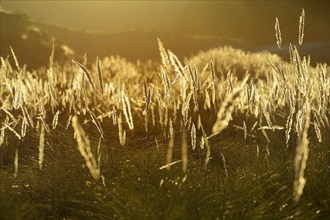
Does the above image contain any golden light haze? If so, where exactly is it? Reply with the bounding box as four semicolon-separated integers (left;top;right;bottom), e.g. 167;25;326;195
1;1;188;32
1;1;328;41
1;1;329;67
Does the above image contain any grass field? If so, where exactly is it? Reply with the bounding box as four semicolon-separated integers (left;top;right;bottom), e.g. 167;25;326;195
0;10;329;219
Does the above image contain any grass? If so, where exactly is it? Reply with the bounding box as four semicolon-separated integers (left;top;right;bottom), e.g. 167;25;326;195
0;11;329;219
1;124;328;219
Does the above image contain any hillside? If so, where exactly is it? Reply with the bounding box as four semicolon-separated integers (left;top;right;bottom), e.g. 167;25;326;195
174;1;329;44
16;20;330;67
0;9;74;69
31;21;244;62
1;6;329;70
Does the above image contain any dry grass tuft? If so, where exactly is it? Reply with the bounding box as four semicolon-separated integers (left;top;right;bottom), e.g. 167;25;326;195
72;115;100;180
212;75;249;134
275;17;282;49
72;60;96;92
293;102;311;202
38;122;45;170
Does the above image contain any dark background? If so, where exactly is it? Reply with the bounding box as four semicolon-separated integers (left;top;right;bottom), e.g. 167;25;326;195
1;1;329;69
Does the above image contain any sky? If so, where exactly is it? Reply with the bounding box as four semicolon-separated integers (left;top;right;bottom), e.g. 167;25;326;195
1;1;188;32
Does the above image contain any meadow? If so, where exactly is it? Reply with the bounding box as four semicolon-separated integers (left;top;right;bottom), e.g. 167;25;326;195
0;10;329;219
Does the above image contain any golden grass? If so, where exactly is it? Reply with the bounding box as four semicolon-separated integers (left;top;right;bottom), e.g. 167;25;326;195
38;122;45;170
293;102;311;202
275;17;282;49
72;60;96;93
212;75;249;134
72;115;100;180
299;8;305;46
0;9;328;203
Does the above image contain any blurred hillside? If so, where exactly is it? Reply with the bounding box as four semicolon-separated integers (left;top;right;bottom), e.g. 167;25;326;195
31;21;242;62
0;8;74;69
0;8;241;68
0;1;329;69
174;1;329;45
174;1;329;64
